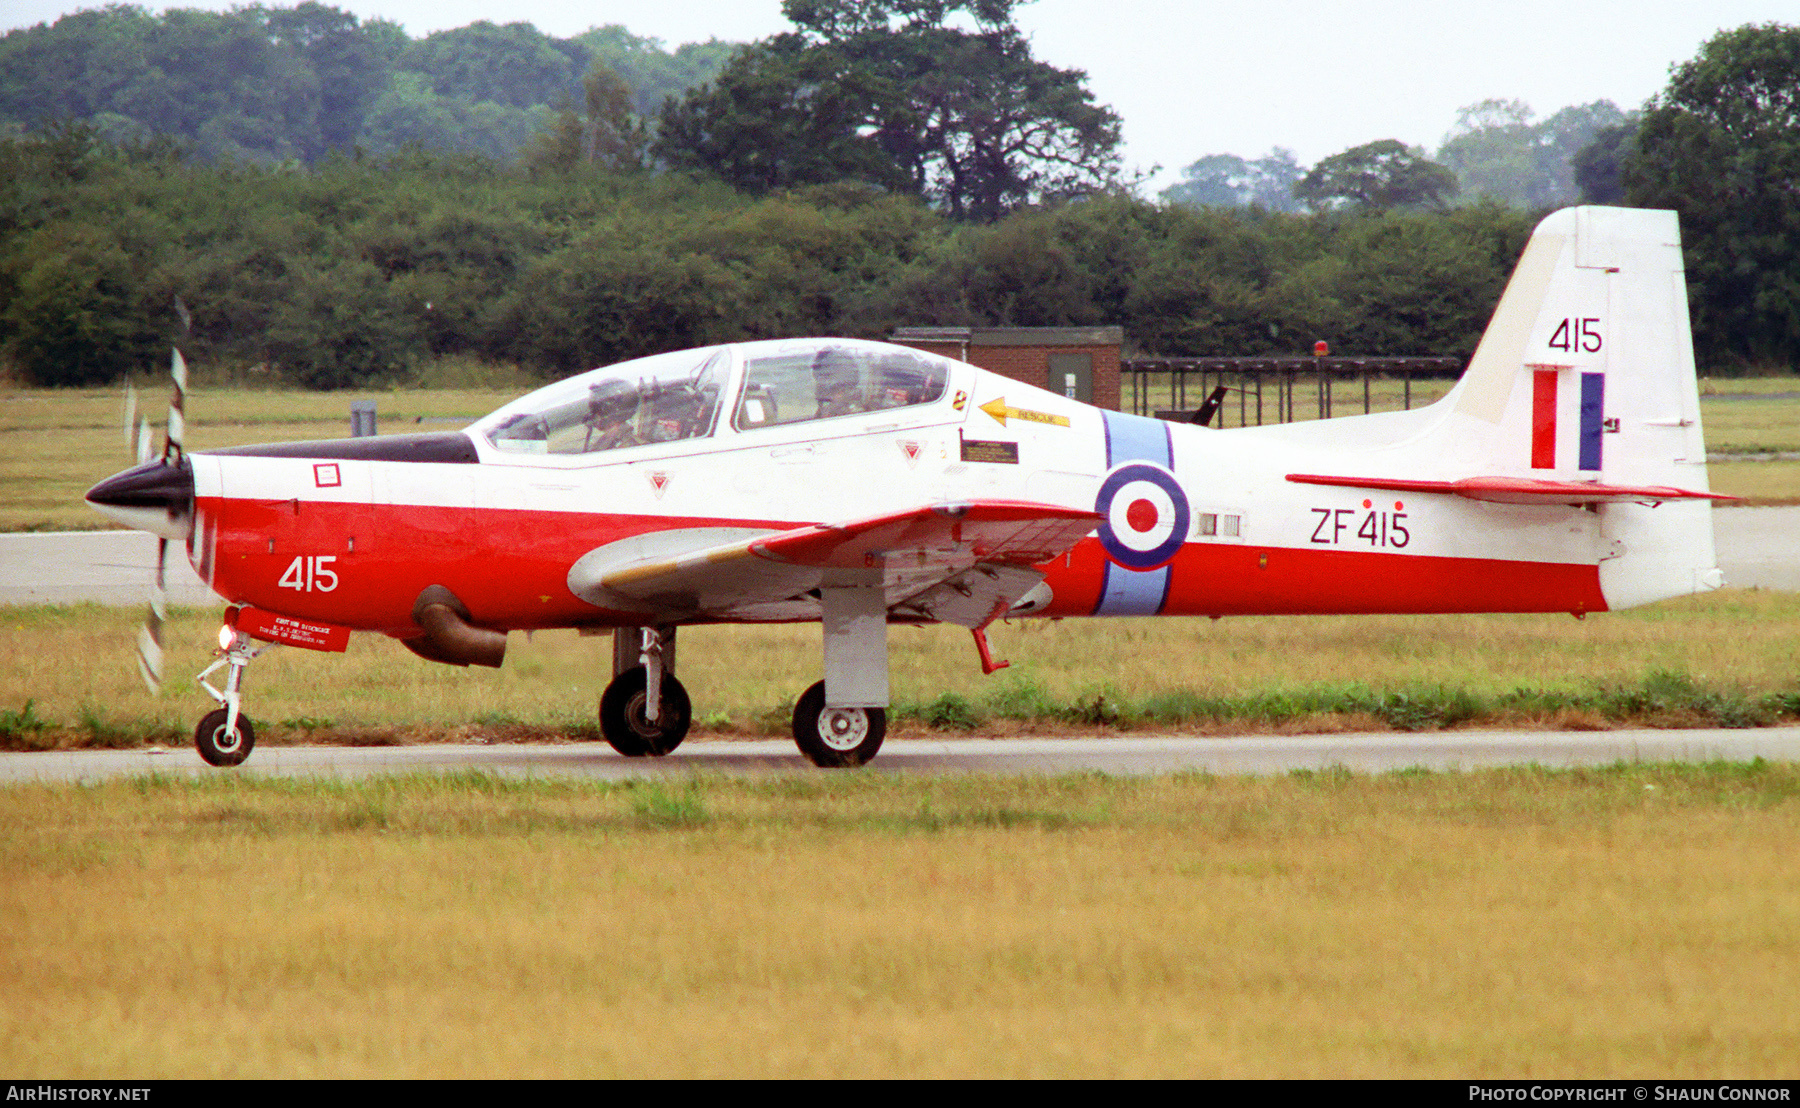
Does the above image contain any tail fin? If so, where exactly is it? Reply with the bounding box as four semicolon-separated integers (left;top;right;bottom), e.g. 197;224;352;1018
1284;207;1724;608
1448;207;1721;606
1446;208;1705;486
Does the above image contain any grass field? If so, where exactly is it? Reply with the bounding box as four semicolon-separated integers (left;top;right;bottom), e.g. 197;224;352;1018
0;384;517;531
3;767;1797;1077
5;589;1800;749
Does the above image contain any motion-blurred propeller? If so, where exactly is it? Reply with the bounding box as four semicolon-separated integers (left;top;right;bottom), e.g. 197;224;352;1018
93;343;196;693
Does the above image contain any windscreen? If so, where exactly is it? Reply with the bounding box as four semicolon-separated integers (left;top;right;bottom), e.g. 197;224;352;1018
734;342;949;431
480;347;730;455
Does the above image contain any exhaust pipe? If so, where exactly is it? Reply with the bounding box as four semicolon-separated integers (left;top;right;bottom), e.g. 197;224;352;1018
401;585;506;668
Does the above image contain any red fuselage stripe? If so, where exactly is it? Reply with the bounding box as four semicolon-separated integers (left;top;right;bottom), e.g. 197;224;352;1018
1037;539;1606;617
199;496;1609;634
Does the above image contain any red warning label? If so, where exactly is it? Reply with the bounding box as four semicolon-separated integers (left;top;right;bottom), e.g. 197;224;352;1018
235;607;351;652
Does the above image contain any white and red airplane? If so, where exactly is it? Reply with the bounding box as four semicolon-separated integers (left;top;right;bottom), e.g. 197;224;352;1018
87;206;1729;768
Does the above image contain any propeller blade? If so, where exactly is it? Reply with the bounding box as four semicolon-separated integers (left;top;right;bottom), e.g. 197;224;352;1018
136;417;153;466
136;537;168;694
124;383;138;452
164;347;187;463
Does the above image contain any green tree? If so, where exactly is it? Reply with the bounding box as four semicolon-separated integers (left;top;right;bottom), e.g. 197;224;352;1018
1294;139;1459;212
0;220;161;386
1437;99;1627;208
524;63;650;174
258;2;402;155
359;72;551;159
0;4;399;163
658;0;1122;220
572;25;737;116
1572;121;1636;204
655;39;901;194
1624;22;1800;369
486;242;743;372
1435;99;1539;205
1162;149;1303;211
262;257;420;388
397;20;584;110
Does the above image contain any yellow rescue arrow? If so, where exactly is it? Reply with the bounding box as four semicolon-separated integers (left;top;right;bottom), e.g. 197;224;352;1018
979;397;1071;428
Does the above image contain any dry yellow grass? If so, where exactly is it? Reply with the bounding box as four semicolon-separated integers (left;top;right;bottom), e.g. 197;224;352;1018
0;385;515;531
1710;459;1800;504
2;769;1796;1077
5;588;1800;742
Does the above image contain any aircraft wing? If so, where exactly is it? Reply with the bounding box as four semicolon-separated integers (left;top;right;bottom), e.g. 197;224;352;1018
1286;473;1739;505
568;501;1101;626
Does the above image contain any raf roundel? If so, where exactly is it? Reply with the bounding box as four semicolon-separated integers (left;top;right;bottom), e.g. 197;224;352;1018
1095;462;1190;570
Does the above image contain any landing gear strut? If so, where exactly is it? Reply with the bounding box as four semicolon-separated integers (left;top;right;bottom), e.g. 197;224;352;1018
599;626;690;756
193;630;274;767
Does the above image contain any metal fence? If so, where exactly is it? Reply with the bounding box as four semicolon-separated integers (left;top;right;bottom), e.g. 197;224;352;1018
1124;356;1465;425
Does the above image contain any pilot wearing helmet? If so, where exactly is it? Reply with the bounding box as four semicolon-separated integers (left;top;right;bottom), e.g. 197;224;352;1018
584;379;639;452
812;347;868;419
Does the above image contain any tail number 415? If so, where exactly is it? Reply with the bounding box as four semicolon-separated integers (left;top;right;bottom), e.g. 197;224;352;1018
279;555;340;592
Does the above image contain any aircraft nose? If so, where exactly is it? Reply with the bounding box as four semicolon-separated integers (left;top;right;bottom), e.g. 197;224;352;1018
85;458;194;540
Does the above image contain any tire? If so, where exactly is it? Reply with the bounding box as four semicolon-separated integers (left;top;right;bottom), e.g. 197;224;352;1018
195;707;254;767
791;680;885;768
599;667;691;757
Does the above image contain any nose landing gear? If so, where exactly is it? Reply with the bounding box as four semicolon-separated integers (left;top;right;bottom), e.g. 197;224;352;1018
193;630;276;767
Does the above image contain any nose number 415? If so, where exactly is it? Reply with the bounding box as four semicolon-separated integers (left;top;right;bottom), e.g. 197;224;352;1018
278;555;340;592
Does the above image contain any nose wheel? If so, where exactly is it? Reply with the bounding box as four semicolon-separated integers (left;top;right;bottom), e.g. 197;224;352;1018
792;680;885;768
194;707;255;767
193;628;273;768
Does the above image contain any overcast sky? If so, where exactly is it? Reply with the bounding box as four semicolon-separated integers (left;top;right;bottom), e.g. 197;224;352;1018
6;0;1793;193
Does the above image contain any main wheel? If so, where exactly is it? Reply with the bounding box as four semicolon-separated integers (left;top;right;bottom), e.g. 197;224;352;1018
194;707;255;767
792;680;885;768
599;667;691;757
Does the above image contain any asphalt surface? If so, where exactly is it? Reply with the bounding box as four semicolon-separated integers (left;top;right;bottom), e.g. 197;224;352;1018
4;506;1797;605
0;529;219;605
6;729;1800;784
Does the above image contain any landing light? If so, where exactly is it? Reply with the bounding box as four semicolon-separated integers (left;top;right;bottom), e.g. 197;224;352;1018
218;624;236;651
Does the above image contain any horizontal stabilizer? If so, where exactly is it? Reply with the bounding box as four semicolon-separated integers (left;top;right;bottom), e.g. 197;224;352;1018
1286;472;1738;505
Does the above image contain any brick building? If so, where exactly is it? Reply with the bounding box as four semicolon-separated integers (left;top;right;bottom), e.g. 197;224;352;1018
889;326;1123;411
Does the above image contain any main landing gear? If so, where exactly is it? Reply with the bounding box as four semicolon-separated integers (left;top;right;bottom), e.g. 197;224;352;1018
599;626;691;756
791;680;885;768
192;629;275;767
597;627;887;768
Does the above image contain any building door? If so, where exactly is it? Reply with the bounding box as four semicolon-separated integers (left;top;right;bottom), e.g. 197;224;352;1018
1048;352;1093;403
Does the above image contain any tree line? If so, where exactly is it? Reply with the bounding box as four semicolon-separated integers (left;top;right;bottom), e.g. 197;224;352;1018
0;125;1541;388
1157;24;1797;369
0;4;1792;384
0;3;735;163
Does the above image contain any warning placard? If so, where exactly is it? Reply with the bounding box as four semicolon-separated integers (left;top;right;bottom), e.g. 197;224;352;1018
236;608;352;652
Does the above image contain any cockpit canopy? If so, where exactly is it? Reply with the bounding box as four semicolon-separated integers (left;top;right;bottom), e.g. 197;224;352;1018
474;340;952;457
